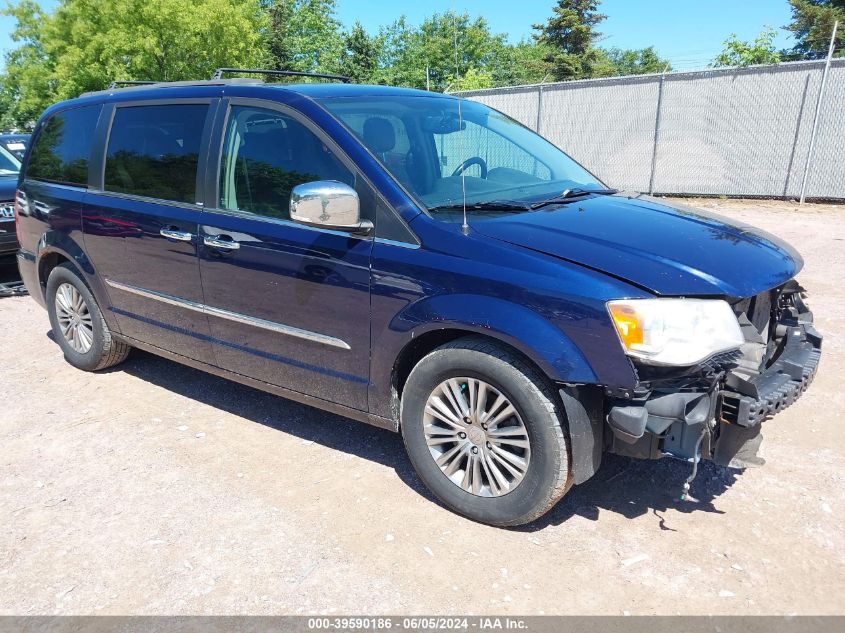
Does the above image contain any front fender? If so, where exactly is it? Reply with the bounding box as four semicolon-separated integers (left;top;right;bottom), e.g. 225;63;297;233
394;293;599;385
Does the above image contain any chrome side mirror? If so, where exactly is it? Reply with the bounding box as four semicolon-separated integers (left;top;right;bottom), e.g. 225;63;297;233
290;181;373;235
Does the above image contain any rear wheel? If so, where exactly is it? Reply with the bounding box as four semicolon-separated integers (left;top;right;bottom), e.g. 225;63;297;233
400;337;571;527
46;263;130;371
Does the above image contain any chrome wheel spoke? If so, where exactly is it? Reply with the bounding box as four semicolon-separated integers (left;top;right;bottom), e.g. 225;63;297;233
487;425;527;437
489;444;528;477
56;286;73;313
486;403;517;429
424;376;531;498
426;398;464;429
436;443;466;472
442;379;469;419
490;436;530;448
481;452;509;495
77;323;93;349
474;381;488;420
54;283;94;354
72;288;84;312
425;434;460;446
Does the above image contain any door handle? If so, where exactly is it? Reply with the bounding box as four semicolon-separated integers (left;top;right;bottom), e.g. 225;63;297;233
203;234;240;250
160;227;193;242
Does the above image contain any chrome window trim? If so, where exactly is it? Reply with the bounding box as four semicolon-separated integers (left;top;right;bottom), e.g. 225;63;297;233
105;279;351;350
200;206;372;240
87;189;205;211
374;237;421;250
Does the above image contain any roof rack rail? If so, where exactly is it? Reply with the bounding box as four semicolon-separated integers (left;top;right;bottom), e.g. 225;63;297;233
212;67;351;83
107;80;157;89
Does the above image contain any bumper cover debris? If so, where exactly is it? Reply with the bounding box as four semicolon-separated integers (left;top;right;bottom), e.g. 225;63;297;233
718;324;822;427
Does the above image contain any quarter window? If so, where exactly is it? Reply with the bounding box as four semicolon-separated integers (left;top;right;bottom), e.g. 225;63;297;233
104;104;208;203
218;106;354;220
27;106;101;186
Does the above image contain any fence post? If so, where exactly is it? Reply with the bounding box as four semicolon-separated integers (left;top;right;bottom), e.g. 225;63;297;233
800;20;839;204
536;84;545;134
648;72;666;195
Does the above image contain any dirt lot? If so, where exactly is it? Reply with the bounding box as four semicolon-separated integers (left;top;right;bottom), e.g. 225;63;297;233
0;198;843;615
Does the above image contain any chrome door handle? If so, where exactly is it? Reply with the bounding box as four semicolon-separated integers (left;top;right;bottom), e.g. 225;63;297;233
203;235;240;250
160;228;193;242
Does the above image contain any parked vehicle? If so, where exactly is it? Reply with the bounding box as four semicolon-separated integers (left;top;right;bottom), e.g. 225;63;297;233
0;145;21;256
15;72;822;526
0;133;30;161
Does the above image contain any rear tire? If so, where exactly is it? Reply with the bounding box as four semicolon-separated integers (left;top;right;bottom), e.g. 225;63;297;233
46;263;130;371
400;337;571;527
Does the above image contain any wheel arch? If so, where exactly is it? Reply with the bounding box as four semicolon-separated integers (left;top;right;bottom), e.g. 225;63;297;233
35;233;120;334
392;328;557;404
387;294;599;404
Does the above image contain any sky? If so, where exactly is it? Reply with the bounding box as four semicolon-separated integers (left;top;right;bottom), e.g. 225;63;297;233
0;0;797;72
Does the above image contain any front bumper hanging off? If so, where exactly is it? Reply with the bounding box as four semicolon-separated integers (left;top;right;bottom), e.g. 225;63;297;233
718;324;822;428
604;282;822;470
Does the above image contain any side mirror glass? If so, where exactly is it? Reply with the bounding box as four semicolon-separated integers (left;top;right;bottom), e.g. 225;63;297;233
290;181;372;235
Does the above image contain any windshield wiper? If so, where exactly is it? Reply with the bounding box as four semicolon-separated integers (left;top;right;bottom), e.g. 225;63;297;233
529;187;618;209
428;200;532;213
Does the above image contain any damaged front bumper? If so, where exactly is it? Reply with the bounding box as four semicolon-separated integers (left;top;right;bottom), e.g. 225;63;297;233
604;281;822;470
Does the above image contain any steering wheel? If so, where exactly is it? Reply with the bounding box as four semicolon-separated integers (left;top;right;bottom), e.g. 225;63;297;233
451;156;488;179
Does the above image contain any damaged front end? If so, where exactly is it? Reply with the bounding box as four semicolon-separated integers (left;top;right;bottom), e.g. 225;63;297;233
603;281;822;495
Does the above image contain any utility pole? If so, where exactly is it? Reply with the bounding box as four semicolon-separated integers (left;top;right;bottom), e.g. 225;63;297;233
800;20;838;204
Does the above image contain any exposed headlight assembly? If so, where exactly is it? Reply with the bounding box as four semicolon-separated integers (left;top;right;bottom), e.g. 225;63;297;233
607;298;744;366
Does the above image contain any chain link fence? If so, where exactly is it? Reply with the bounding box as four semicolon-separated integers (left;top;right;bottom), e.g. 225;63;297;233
458;59;845;200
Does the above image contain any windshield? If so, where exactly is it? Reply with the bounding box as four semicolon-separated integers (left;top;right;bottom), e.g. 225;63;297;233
0;145;21;176
318;94;603;221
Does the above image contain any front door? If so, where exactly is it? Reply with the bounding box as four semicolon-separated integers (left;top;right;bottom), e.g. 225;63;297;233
84;101;217;364
198;101;372;411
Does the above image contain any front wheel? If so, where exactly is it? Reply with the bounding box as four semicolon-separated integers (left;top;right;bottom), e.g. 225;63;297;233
400;337;571;526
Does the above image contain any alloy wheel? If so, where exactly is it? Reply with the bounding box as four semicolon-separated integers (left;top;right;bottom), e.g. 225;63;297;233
54;282;94;354
423;377;531;497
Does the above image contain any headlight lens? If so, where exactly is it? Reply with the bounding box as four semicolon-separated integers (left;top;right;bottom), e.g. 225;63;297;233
607;298;744;366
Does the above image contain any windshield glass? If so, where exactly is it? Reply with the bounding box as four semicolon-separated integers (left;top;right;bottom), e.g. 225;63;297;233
0;147;21;176
318;94;603;221
0;145;21;176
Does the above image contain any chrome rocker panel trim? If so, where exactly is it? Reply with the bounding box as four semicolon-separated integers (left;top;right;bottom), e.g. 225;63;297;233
105;279;351;350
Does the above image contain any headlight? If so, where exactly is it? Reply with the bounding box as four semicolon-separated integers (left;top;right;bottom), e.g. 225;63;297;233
607;298;743;366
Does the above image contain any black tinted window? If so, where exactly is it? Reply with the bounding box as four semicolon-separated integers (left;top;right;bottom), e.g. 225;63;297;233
219;106;353;219
27;106;100;186
105;104;208;203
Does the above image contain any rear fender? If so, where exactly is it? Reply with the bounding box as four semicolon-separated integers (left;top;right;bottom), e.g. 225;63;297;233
36;231;121;334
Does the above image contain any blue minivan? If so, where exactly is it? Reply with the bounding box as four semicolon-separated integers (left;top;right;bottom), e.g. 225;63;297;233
14;72;822;526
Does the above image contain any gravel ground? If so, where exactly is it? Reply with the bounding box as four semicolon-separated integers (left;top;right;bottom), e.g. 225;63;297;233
0;198;843;615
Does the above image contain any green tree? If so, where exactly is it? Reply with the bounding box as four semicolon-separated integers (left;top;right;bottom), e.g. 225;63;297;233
593;46;670;76
489;40;553;86
532;0;607;80
265;0;345;74
341;22;380;83
452;67;494;91
785;0;845;58
1;0;268;128
712;27;782;67
0;0;53;128
377;12;506;92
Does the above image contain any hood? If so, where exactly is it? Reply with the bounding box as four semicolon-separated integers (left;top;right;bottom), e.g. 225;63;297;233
473;194;802;298
0;175;18;201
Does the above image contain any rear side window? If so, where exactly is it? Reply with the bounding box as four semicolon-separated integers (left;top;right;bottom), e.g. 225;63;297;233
104;104;208;203
27;106;101;186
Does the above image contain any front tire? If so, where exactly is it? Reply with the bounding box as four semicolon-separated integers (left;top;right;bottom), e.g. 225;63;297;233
46;263;130;371
400;337;571;527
